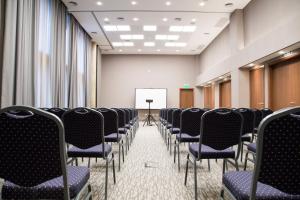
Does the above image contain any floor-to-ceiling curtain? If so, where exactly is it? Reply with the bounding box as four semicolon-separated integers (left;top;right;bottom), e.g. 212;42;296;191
1;0;96;108
1;0;35;107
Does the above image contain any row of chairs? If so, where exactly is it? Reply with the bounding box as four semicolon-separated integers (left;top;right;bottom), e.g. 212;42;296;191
0;106;139;200
159;107;300;200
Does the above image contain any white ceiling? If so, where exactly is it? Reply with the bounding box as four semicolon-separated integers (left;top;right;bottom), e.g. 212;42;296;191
62;0;252;55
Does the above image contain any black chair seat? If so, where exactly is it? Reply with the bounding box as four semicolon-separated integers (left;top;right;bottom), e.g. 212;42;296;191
2;166;90;199
223;171;300;200
241;134;251;142
170;128;180;134
68;144;112;157
105;133;122;142
176;133;200;143
118;128;127;134
189;144;235;159
247;143;256;153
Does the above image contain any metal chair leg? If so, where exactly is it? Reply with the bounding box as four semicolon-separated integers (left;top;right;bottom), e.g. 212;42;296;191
112;153;116;184
118;143;121;171
178;143;181;171
194;159;198;200
222;159;226;175
235;159;239;171
208;159;211;171
244;151;249;170
240;142;244;162
174;140;177;163
184;154;189;185
122;141;125;163
105;158;108;200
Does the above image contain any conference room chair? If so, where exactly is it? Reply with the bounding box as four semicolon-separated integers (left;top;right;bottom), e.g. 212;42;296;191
113;108;130;153
261;108;273;118
174;108;206;171
97;108;125;171
0;106;92;200
129;108;138;137
164;108;176;144
158;109;163;132
221;107;300;200
159;108;167;135
236;108;255;162
123;108;134;144
167;108;182;155
46;107;67;119
243;109;263;170
62;107;115;200
184;108;243;200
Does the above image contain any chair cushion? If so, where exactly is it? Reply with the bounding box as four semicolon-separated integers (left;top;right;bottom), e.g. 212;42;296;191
176;133;200;143
241;134;251;142
68;144;112;158
124;124;131;129
2;166;90;199
189;144;235;159
247;143;256;153
223;171;300;200
105;133;122;142
170;128;180;134
118;128;127;134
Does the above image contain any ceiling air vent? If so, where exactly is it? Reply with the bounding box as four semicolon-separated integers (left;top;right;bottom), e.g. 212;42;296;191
174;18;182;22
117;17;125;21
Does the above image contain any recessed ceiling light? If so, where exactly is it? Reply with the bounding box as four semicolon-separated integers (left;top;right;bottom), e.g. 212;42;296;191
218;76;224;79
131;1;137;5
248;63;255;67
117;25;131;31
199;1;205;6
182;26;196;32
104;25;117;31
163;18;168;22
143;25;157;31
207;81;212;84
112;42;123;47
144;42;155;47
157;49;161;52
278;50;285;55
137;49;142;52
192;18;197;22
133;17;139;21
104;18;109;22
169;26;183;32
104;25;131;32
96;1;103;6
165;1;171;6
176;42;187;47
120;34;144;40
119;49;123;52
176;50;180;52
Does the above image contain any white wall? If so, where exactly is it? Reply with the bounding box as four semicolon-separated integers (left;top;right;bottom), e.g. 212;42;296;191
195;0;300;108
100;54;198;108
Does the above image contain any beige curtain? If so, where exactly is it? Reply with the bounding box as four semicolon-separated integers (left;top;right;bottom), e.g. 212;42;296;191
1;0;35;107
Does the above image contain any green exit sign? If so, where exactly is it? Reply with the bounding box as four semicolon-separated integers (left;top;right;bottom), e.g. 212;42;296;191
183;84;190;88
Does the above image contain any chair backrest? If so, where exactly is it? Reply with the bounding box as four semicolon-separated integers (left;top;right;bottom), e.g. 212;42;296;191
172;109;182;129
261;108;273;118
251;107;300;198
199;108;243;152
252;109;263;128
97;108;118;136
47;107;66;118
236;108;255;135
167;108;175;124
0;106;69;198
113;108;126;128
123;108;130;124
62;107;105;150
180;108;206;137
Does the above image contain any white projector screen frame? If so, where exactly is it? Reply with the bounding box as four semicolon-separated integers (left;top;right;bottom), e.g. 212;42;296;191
135;88;167;109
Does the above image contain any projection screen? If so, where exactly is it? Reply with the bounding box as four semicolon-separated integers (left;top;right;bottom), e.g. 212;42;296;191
135;88;167;109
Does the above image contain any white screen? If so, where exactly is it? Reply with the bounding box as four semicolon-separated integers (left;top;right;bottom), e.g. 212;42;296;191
135;88;167;109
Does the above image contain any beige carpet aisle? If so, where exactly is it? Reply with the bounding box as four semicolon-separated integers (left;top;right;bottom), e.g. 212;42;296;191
87;124;252;200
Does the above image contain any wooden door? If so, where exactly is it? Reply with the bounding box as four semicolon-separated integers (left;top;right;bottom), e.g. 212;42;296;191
270;56;300;110
180;88;194;108
250;68;265;109
203;85;215;109
219;81;231;108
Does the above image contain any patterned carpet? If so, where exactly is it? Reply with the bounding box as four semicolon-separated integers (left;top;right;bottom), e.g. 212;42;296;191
0;123;253;199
